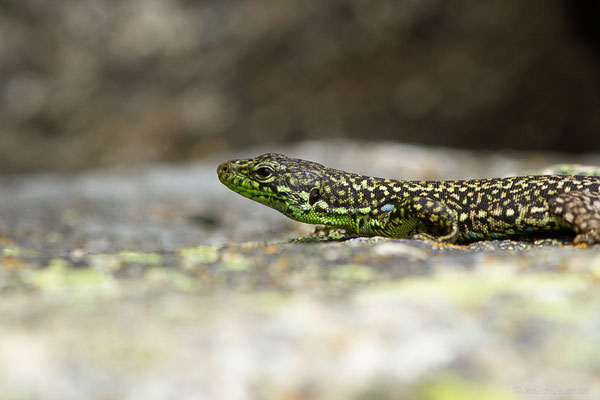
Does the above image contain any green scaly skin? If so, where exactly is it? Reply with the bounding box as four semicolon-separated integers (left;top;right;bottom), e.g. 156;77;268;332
217;154;600;244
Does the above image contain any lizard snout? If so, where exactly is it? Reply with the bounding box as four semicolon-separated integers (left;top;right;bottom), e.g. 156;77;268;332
217;161;237;176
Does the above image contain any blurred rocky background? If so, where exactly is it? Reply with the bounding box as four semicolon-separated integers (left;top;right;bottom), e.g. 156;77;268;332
1;0;600;173
3;2;600;398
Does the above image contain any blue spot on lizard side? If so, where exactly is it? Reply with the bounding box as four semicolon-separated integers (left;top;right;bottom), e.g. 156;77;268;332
381;204;394;212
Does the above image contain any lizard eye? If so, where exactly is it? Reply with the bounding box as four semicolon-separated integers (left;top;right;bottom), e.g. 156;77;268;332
254;166;273;180
309;188;320;205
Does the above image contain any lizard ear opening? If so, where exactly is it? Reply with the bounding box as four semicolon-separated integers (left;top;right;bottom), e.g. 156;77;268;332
308;188;320;205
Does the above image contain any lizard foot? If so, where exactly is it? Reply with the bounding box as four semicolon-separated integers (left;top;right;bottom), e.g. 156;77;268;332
292;227;357;243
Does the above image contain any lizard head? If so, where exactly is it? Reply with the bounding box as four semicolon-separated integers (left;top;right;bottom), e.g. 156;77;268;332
217;153;327;222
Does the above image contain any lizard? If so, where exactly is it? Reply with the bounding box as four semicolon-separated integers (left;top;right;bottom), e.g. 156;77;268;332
217;153;600;244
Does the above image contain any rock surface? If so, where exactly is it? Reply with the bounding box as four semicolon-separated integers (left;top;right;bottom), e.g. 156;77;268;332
1;141;599;399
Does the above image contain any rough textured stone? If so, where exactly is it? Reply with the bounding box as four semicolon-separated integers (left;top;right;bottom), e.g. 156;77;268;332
1;141;599;398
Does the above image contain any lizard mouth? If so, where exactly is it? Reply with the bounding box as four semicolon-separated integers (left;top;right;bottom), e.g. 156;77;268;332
217;161;289;210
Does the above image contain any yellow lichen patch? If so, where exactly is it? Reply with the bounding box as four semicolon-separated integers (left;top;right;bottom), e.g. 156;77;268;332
328;264;375;283
358;268;593;322
251;291;293;311
119;251;163;266
548;333;600;370
22;258;117;296
178;245;221;270
417;374;516;400
590;255;600;279
145;267;196;291
220;251;254;271
45;232;63;243
178;245;220;263
508;275;593;323
87;254;122;273
2;247;40;259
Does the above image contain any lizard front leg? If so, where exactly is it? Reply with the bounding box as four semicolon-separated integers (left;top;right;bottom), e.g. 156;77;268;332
376;196;460;243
